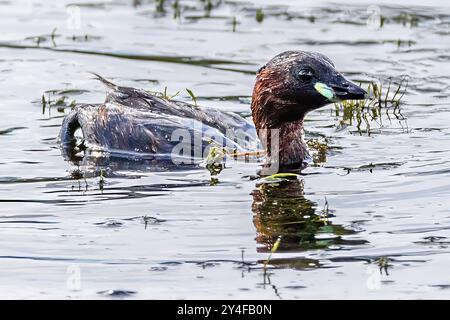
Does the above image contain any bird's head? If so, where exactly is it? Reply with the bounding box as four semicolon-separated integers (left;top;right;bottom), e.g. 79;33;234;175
251;50;367;129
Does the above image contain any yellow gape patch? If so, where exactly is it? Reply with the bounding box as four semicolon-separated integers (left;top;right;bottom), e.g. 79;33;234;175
314;82;335;101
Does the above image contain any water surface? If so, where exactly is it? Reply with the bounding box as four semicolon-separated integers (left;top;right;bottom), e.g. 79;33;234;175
0;0;450;299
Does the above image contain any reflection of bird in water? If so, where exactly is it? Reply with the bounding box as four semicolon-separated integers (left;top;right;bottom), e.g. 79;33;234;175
251;178;368;256
63;148;198;174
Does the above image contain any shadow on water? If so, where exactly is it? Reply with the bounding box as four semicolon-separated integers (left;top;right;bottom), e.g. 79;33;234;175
251;179;368;268
60;133;200;174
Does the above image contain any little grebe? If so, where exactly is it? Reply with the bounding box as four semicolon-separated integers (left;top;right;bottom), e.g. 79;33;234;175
59;50;366;171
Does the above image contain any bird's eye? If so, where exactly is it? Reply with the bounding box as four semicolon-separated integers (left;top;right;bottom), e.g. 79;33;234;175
298;69;314;81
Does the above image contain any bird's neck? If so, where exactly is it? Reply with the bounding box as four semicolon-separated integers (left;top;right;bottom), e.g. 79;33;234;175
256;119;309;170
251;98;309;170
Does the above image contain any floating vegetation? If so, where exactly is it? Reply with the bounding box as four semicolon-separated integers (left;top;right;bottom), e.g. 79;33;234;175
141;0;241;22
371;7;423;27
51;27;57;46
173;0;180;19
377;257;390;275
24;27;99;48
142;215;165;229
204;145;228;165
98;169;105;192
153;86;180;100
206;162;224;178
204;0;213;16
40;90;77;115
155;0;165;13
392;13;419;28
395;39;415;47
334;78;408;135
331;10;422;30
306;138;329;165
186;88;197;107
28;36;44;47
256;9;264;23
203;144;227;177
201;144;265;178
41;95;47;114
24;28;74;47
69;34;101;42
70;168;89;192
260;173;299;183
317;197;331;226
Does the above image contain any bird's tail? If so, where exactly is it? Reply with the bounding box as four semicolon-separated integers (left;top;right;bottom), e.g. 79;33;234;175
89;72;118;90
